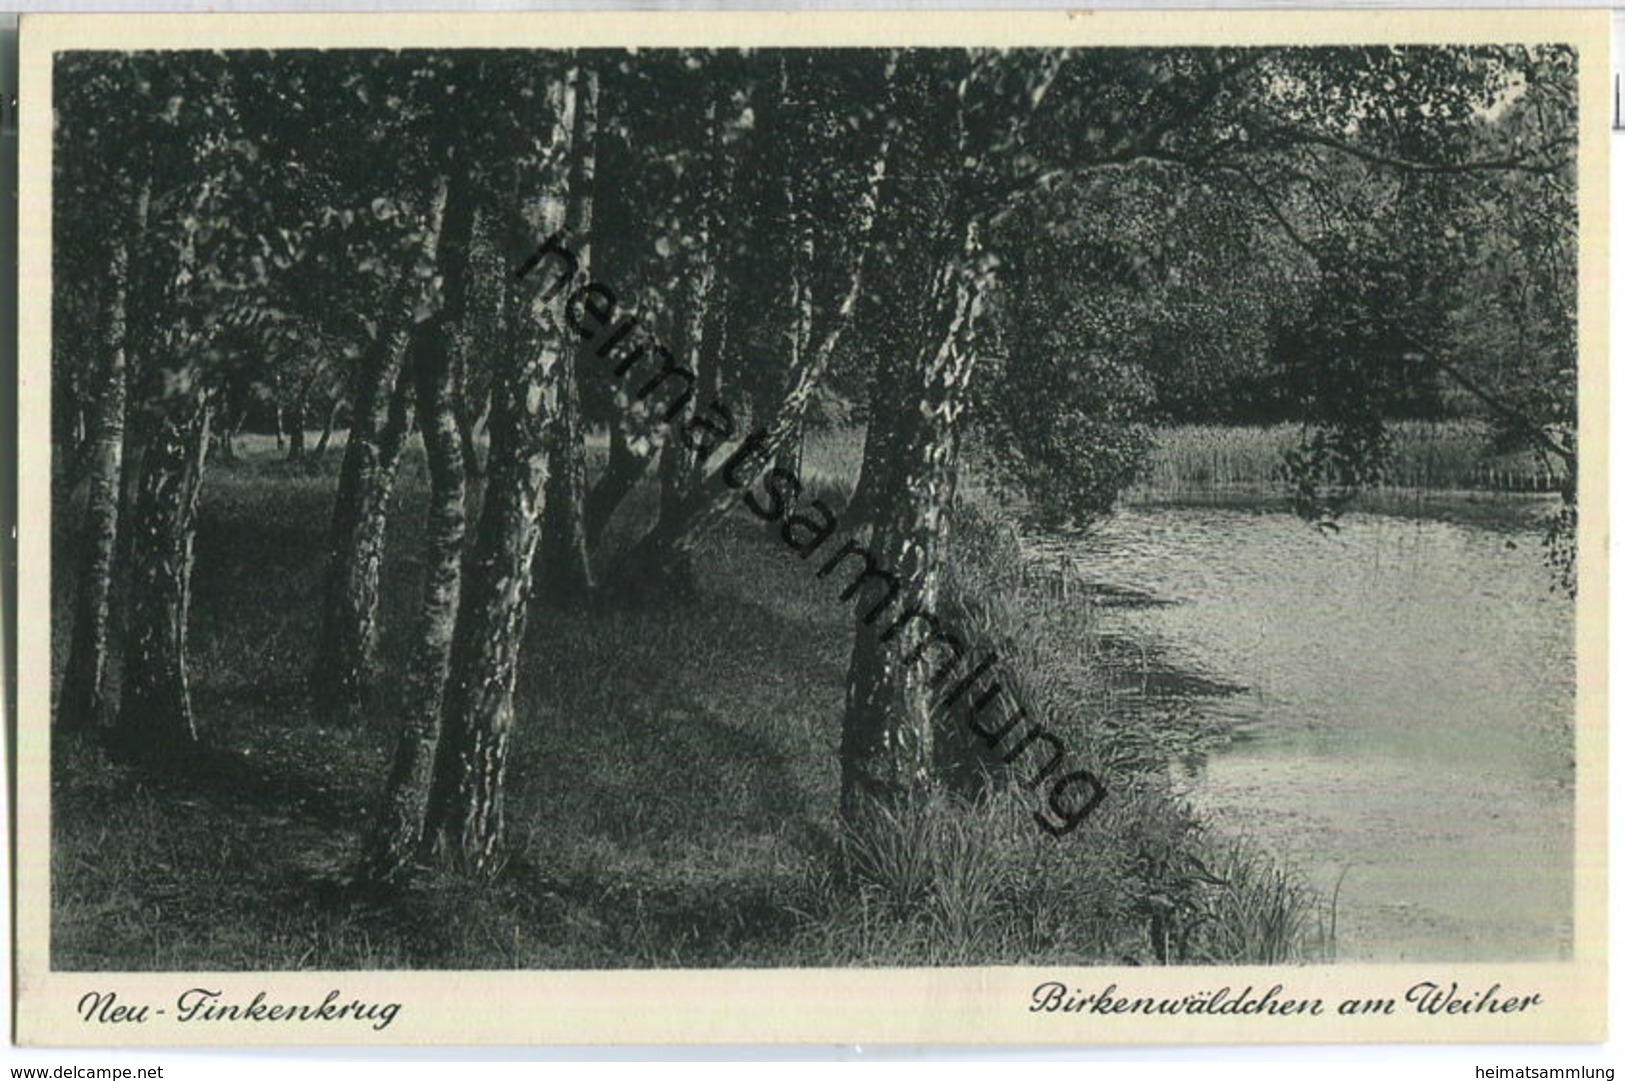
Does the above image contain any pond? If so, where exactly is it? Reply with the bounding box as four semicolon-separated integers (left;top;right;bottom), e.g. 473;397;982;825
1027;501;1575;962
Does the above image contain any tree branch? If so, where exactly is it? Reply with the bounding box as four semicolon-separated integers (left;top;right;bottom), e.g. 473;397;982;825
1211;163;1322;267
990;50;1273;216
1419;349;1575;470
1266;124;1569;177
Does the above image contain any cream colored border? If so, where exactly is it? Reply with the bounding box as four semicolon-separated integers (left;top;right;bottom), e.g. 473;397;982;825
14;9;1609;1047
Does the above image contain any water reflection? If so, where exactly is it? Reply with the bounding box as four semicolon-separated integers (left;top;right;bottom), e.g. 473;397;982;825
1027;504;1575;961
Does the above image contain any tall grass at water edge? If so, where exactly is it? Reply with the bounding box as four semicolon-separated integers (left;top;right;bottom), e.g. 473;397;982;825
1137;420;1565;497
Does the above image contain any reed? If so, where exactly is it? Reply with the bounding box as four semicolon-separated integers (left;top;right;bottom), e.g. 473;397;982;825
1137;420;1564;496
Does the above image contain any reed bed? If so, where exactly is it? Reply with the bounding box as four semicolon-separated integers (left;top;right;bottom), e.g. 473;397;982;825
1136;421;1565;497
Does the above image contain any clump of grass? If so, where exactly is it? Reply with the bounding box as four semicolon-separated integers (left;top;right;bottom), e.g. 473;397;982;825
840;795;1018;948
786;789;1118;965
781;780;1322;967
1184;840;1331;965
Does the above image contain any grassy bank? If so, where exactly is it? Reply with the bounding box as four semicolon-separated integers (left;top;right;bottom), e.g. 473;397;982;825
50;436;1328;970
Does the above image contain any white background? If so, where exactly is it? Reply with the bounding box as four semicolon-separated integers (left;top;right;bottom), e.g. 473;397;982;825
0;5;1619;1076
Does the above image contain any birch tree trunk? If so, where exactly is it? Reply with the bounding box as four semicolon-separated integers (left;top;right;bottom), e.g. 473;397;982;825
59;226;134;732
361;169;478;885
837;55;988;815
609;88;727;598
311;177;448;718
112;393;212;758
583;408;650;547
613;120;891;579
537;66;599;607
216;406;243;464
638;254;718;596
312;399;341;461
839;217;991;817
286;396;308;462
422;67;581;874
772;177;817;484
421;294;560;873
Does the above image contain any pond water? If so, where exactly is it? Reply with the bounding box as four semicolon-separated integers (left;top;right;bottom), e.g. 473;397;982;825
1027;502;1575;962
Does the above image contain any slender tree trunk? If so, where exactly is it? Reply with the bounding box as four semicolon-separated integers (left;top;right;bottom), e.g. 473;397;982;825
310;333;416;718
363;372;463;880
55;370;86;477
836;54;985;815
774;187;811;487
311;179;448;718
640;278;713;595
773;184;816;486
111;394;212;758
839;216;990;818
537;66;599;607
422;66;581;875
272;379;286;452
637;432;697;595
73;401;89;457
695;274;732;487
584;410;650;548
312;398;341;460
361;193;476;884
286;396;308;462
607;87;738;593
215;405;243;464
59;231;132;732
773;418;805;484
458;403;485;480
115;426;146;573
613;122;891;578
454;208;497;484
420;389;549;872
642;141;721;595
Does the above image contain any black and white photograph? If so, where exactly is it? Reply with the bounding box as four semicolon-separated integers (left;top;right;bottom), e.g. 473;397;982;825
14;9;1608;1046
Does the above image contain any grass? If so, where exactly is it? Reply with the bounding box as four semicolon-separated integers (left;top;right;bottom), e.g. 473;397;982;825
50;430;1328;971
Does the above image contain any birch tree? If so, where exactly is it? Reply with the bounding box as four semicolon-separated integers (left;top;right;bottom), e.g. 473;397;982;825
54;55;149;731
611;51;896;589
419;58;587;873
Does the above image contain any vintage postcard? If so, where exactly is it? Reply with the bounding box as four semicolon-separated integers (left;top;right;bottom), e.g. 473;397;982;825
13;9;1608;1046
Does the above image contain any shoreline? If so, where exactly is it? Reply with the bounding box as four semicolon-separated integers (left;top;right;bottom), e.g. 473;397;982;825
1124;484;1558;530
1043;498;1574;963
